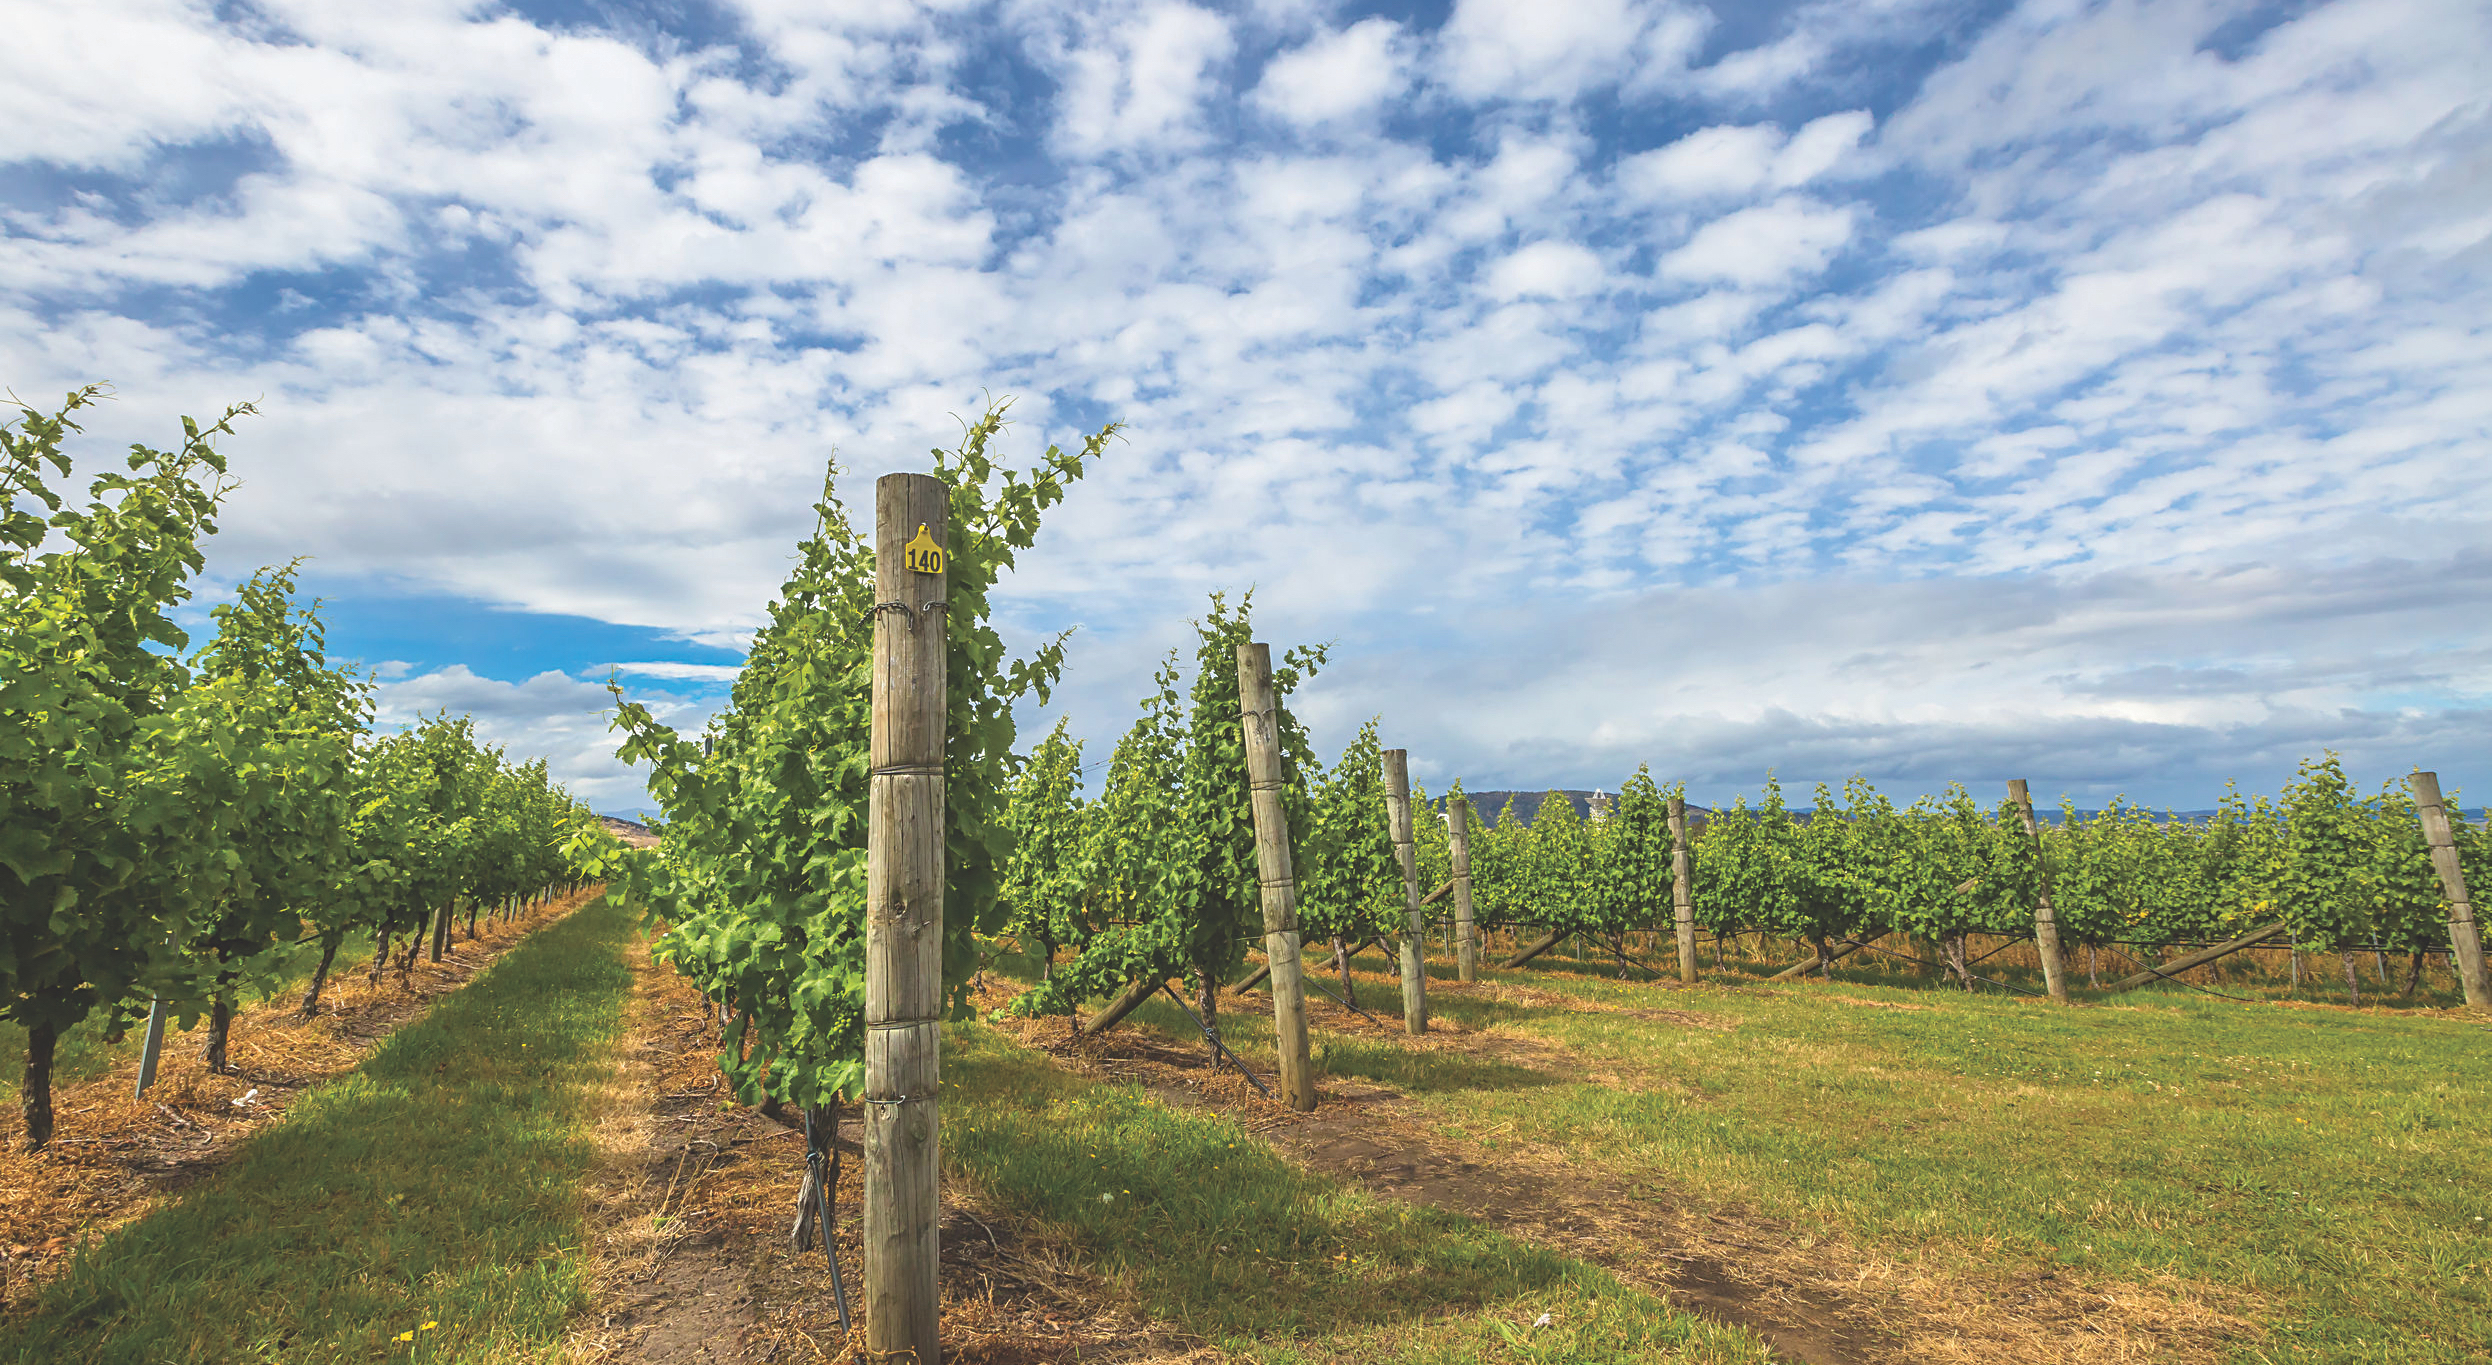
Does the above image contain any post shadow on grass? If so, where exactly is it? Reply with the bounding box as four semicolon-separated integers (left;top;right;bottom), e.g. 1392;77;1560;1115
940;1026;1676;1344
1421;992;1581;1035
1119;991;1561;1098
1312;1038;1557;1095
0;897;636;1365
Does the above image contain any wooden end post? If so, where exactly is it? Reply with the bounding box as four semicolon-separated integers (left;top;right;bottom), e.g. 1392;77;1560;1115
865;472;946;1365
1450;795;1478;983
1236;643;1317;1110
2411;772;2488;1008
1669;794;1696;984
2006;780;2070;1003
1382;749;1430;1034
2103;922;2285;992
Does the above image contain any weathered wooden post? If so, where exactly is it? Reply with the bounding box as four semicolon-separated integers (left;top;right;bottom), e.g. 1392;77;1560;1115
1236;643;1317;1110
1382;750;1430;1034
2006;780;2070;1003
1450;795;1479;983
134;996;167;1097
1669;794;1697;984
866;473;946;1364
2410;772;2488;1008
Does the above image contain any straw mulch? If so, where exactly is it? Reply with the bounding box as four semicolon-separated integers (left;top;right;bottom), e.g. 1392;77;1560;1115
564;945;1215;1365
0;888;604;1312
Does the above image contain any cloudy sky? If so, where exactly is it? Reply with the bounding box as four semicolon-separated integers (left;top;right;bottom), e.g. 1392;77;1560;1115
5;0;2487;815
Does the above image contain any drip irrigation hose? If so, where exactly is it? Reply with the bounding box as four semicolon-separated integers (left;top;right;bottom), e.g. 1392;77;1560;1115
1305;974;1384;1026
800;1107;852;1333
1158;983;1274;1100
1595;932;1663;981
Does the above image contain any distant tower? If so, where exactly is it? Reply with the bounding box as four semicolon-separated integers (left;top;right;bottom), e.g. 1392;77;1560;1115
1587;789;1613;823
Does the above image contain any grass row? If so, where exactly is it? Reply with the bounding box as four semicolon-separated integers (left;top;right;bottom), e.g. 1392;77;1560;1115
0;894;637;1364
1158;944;2492;1365
943;1019;1770;1363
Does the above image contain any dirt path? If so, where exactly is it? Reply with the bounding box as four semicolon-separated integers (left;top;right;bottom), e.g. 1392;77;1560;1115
568;943;1212;1365
0;889;602;1311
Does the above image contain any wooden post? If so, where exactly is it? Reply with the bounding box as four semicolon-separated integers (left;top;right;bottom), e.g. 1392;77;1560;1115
1499;927;1566;969
1450;796;1478;983
134;996;167;1098
2005;780;2070;1003
1381;750;1430;1033
429;901;452;962
1079;974;1162;1036
1669;795;1696;984
2410;772;2489;1008
2104;922;2286;993
1768;932;1889;981
865;472;945;1365
1236;643;1317;1110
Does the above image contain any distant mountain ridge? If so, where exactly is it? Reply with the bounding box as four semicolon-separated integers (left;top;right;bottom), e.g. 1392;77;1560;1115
599;814;661;847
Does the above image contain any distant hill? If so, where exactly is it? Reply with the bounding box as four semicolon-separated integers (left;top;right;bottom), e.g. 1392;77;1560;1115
599;815;661;847
1455;790;1598;825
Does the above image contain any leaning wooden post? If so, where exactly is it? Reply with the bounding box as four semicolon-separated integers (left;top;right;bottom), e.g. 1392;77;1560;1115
1669;794;1697;984
865;472;946;1365
1236;643;1317;1110
2410;772;2489;1008
2006;780;2070;1003
1450;796;1479;983
1381;750;1430;1034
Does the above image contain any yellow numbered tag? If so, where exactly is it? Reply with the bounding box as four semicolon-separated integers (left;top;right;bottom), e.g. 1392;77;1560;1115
903;523;945;575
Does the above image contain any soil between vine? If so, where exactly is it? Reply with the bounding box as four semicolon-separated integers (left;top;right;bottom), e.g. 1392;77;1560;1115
568;937;1216;1365
0;887;602;1315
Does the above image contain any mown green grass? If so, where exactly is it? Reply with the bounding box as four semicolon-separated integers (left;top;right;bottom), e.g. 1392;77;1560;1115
1015;940;2491;1363
0;894;636;1365
943;1018;1769;1363
1368;954;2492;1365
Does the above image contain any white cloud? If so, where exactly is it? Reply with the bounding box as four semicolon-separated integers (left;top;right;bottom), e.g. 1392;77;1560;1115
599;661;745;682
373;664;685;811
1659;197;1857;287
1619;123;1785;200
6;0;2492;808
1252;17;1408;126
1435;0;1698;102
1048;3;1235;156
1692;30;1827;100
1772;110;1873;187
1485;241;1607;300
1619;111;1870;205
0;0;253;169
